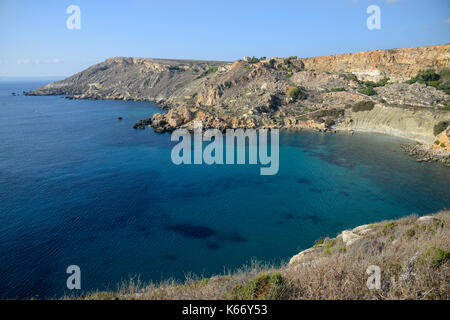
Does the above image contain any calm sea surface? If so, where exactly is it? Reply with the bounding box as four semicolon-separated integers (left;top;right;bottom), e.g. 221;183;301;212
0;81;449;298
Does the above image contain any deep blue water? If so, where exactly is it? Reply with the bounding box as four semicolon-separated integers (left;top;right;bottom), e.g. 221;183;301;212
0;81;449;299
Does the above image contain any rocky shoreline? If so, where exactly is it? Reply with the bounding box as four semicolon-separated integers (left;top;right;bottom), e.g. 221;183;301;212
401;143;450;166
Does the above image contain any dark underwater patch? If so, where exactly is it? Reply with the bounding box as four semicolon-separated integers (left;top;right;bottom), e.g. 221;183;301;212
165;223;216;239
135;225;147;232
206;243;221;250
298;214;324;224
283;213;294;220
217;231;248;243
296;178;313;185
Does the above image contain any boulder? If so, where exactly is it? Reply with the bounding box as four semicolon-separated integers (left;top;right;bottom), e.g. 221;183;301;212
288;246;322;265
417;215;438;224
342;230;362;246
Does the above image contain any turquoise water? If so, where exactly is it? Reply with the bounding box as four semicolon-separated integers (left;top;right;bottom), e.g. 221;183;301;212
0;81;449;299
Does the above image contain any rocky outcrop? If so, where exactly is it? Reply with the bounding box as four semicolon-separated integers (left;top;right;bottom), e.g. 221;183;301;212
401;143;450;166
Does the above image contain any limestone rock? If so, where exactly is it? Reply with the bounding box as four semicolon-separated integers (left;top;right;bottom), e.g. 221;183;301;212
288;247;322;265
342;230;362;246
417;215;438;224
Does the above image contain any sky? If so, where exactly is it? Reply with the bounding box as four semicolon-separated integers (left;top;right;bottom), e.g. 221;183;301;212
0;0;449;77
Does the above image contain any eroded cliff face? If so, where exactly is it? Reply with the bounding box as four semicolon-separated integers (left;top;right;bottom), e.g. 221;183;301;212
335;104;448;144
300;44;450;82
27;45;450;150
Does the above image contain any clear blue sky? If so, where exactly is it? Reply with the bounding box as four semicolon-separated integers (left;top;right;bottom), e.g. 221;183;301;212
0;0;449;77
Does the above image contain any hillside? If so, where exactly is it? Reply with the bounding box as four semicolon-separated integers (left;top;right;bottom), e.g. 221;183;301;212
73;210;449;300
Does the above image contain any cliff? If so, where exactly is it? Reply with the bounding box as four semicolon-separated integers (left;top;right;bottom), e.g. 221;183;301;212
27;45;450;155
300;44;450;82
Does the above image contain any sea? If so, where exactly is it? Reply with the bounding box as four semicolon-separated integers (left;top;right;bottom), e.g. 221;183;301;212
0;80;449;298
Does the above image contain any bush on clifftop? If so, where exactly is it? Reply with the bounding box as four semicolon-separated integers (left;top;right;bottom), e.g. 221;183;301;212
352;100;375;112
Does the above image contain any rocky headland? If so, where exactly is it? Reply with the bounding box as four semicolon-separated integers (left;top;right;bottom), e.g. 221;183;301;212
26;45;450;164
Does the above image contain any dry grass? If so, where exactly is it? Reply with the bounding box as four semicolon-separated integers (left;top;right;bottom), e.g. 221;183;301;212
74;210;449;300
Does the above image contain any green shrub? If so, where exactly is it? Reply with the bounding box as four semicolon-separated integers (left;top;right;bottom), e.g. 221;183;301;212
424;247;450;267
406;69;440;84
323;238;337;254
383;222;398;230
376;77;389;86
433;121;449;136
436;82;450;95
418;69;440;82
198;66;218;78
435;140;440;145
283;58;292;66
357;87;377;96
223;273;286;300
440;68;450;80
363;77;389;88
441;143;446;148
168;66;183;71
428;80;440;88
248;56;260;64
289;86;306;101
341;73;359;82
352;101;375;112
330;87;345;92
324;119;335;127
405;228;416;237
313;238;324;247
313;108;345;119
